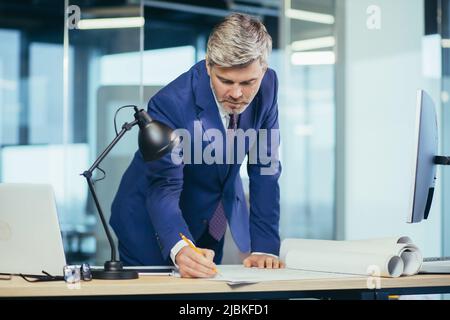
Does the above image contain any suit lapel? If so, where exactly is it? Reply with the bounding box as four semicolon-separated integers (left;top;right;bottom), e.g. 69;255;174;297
194;62;228;183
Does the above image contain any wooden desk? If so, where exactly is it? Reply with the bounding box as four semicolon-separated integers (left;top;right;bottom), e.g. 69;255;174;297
1;274;450;300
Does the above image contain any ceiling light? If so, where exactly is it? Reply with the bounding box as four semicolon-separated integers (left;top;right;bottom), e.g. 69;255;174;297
291;36;336;51
291;51;336;65
77;17;145;30
285;8;335;24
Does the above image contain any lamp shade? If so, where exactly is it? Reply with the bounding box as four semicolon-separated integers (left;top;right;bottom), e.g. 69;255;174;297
134;108;179;161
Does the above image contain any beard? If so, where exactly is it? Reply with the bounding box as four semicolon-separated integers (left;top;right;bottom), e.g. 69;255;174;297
210;81;256;114
218;100;250;114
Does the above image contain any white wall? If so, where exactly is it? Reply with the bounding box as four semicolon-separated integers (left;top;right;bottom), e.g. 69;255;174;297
338;0;442;256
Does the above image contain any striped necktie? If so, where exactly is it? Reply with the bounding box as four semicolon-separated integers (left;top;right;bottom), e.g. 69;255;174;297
208;113;239;241
228;113;238;131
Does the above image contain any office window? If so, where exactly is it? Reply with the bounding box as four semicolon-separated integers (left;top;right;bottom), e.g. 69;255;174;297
101;46;196;86
279;0;336;239
1;144;89;226
29;42;73;144
0;29;20;146
439;0;450;257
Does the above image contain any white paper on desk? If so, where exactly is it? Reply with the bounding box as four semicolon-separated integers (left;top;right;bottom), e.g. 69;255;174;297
200;265;358;286
127;266;175;276
280;236;422;278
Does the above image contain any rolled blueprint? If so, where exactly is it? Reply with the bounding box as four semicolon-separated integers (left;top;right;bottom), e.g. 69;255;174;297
280;236;422;278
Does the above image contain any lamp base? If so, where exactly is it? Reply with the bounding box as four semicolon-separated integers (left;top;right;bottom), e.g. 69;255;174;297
92;260;139;280
92;269;138;280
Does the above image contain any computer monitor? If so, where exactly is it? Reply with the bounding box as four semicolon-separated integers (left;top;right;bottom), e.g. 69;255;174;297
0;183;67;276
408;90;438;223
408;90;450;223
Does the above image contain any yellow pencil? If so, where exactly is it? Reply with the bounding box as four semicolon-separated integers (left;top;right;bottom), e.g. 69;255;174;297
179;233;218;274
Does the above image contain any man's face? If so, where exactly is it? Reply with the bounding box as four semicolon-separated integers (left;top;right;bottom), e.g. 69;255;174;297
207;60;266;115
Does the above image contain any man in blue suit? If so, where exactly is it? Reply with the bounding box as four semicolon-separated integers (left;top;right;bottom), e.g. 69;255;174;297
111;13;283;278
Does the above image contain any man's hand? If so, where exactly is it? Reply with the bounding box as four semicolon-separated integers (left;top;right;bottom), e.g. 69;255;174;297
243;254;285;269
176;246;217;278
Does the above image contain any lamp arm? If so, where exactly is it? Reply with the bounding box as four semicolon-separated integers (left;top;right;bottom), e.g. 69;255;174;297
87;120;139;174
434;156;450;166
84;177;117;261
82;120;139;262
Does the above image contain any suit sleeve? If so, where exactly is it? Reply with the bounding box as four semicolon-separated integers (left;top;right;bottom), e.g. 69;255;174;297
247;71;282;256
144;93;194;260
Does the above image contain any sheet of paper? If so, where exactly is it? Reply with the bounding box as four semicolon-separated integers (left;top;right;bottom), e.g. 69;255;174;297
125;266;175;276
199;265;359;286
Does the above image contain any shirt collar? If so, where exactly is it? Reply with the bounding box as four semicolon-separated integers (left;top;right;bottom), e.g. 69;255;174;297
210;82;229;120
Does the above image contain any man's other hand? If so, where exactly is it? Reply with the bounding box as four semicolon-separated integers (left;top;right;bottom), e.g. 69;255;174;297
176;246;217;278
243;254;285;269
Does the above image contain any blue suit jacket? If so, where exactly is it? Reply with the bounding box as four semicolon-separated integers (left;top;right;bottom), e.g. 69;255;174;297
110;60;281;266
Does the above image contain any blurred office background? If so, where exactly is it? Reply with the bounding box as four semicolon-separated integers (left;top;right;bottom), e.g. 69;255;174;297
0;0;447;268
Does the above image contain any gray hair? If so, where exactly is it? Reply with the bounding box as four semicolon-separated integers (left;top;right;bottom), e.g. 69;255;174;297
206;13;272;68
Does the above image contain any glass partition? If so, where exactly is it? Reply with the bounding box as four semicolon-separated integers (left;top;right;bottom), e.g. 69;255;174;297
279;0;336;240
0;0;338;264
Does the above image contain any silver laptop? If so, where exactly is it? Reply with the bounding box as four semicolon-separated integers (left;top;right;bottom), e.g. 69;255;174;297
0;183;66;276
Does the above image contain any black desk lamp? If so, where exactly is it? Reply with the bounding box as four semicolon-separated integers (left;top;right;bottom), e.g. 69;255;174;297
82;106;178;280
